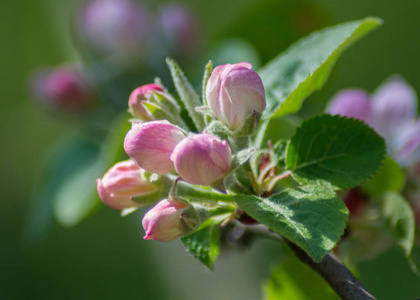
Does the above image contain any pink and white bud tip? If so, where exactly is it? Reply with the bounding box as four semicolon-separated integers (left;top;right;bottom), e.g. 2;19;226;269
142;199;199;242
96;160;157;210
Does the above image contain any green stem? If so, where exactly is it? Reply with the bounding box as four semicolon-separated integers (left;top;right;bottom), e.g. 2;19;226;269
229;135;250;153
167;175;234;203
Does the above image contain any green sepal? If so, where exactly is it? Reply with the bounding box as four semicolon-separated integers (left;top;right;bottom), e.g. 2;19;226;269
230;147;258;172
141;101;178;125
231;111;262;138
204;120;230;141
202;60;213;106
166;58;205;131
151;91;181;115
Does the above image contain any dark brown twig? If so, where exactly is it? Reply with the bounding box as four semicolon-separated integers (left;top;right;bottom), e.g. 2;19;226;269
241;224;376;300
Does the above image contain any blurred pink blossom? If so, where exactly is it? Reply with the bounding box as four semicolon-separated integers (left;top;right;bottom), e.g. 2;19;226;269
29;65;92;112
80;0;150;59
327;77;419;167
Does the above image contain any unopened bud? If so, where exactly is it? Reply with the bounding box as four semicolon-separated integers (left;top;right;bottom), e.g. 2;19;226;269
124;120;185;174
128;83;181;123
79;0;149;60
371;77;417;138
326;89;372;124
171;134;232;186
96;160;158;210
159;3;201;56
129;84;164;120
142;199;200;242
29;65;92;112
206;62;265;130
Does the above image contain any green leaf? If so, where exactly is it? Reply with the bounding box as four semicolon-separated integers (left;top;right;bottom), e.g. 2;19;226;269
286;115;386;190
166;58;205;131
254;115;300;150
263;256;339;300
54;114;131;227
181;220;220;270
235;186;349;262
231;147;258;170
23;133;100;244
408;246;420;276
381;192;415;256
362;156;405;197
53;157;102;227
259;17;382;119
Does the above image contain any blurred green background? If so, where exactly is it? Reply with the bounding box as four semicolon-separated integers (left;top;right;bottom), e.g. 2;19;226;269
1;0;420;299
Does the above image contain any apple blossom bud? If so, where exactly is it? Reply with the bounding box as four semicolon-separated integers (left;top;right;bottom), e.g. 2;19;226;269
395;122;420;166
29;65;92;112
124;120;186;174
128;83;181;124
129;84;164;120
326;89;373;124
79;0;149;60
371;77;417;138
159;3;201;56
142;199;200;242
96;160;158;210
206;62;266;130
170;134;232;186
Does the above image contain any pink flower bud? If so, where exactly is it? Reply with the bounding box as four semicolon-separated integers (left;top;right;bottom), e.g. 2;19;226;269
142;199;199;242
395;122;420;166
96;160;157;210
128;84;164;120
159;3;201;56
326;89;373;124
124;120;185;174
170;134;232;186
206;62;266;130
79;0;149;60
29;65;92;112
371;77;417;138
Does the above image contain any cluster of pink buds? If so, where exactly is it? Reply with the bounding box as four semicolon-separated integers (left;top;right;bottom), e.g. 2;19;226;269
97;61;266;242
124;122;232;187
